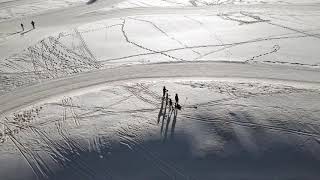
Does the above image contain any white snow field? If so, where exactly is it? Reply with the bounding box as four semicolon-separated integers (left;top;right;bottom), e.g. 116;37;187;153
0;0;320;180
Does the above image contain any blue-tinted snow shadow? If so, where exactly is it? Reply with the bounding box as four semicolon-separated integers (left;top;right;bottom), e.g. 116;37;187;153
47;133;320;180
14;110;320;180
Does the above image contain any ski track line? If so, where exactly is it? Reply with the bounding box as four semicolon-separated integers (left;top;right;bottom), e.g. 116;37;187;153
124;85;160;107
1;3;320;60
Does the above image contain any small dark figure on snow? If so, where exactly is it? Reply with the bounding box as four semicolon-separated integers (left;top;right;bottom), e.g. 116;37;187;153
169;98;173;108
175;93;181;110
31;21;35;29
20;23;24;31
175;93;179;104
163;86;167;97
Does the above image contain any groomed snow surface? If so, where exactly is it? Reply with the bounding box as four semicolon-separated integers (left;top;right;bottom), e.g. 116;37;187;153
0;0;320;180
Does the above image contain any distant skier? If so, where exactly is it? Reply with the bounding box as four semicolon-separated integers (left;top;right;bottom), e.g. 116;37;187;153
163;86;167;97
20;23;24;31
175;93;181;110
175;93;179;104
31;21;35;29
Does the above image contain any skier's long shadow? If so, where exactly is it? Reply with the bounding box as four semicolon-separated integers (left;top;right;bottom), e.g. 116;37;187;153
163;108;174;142
170;108;178;140
7;31;23;35
160;98;168;134
21;28;34;35
157;96;165;124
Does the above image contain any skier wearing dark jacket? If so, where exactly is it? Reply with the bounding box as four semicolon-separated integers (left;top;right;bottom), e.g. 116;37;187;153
20;23;24;31
163;86;167;97
31;21;35;29
175;93;179;104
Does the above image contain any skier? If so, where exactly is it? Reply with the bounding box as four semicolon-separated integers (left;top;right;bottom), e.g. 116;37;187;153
31;21;35;29
163;86;167;97
20;23;24;31
175;93;179;104
175;93;182;110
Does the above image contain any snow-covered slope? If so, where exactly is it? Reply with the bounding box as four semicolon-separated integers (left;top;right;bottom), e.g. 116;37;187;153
0;0;320;180
1;4;319;95
1;78;320;180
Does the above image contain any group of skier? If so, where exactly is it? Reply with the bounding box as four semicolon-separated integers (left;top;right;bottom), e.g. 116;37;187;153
162;86;181;111
20;21;35;32
159;86;180;140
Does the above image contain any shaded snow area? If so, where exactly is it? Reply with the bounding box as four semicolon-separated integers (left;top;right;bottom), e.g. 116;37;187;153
1;79;320;180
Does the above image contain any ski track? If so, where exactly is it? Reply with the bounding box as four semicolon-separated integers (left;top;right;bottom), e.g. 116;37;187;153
1;4;320;95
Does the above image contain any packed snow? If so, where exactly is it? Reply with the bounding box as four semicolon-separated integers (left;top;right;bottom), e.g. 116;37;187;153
0;0;320;179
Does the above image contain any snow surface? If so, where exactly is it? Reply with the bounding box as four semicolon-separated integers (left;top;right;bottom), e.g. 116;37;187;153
1;79;320;180
0;0;320;179
1;7;320;94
